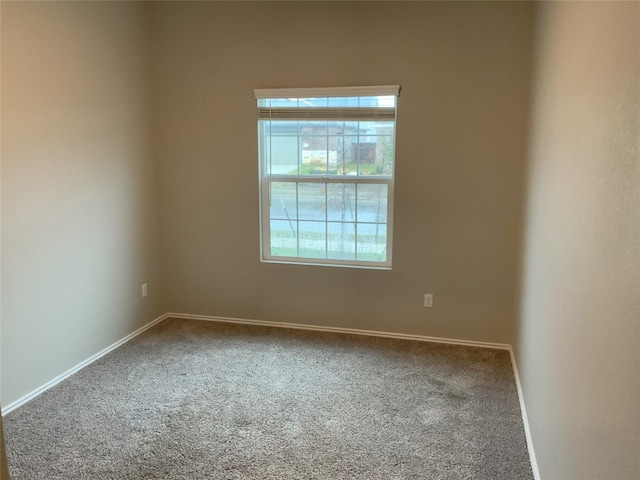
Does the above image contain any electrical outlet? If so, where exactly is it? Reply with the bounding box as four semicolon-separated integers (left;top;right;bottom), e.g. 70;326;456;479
142;283;148;298
424;294;433;308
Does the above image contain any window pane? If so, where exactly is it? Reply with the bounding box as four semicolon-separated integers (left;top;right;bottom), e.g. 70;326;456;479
299;221;326;259
373;134;394;176
357;184;388;223
337;136;358;174
257;88;396;267
327;183;356;222
299;97;328;107
357;223;387;262
270;220;297;257
258;98;301;108
300;121;328;137
297;183;326;221
328;222;356;260
328;121;345;135
263;119;394;178
325;97;353;107
354;141;378;175
359;121;394;133
270;182;297;221
375;95;396;108
264;120;301;137
355;121;394;176
267;135;299;175
260;95;395;108
357;96;381;107
298;121;328;175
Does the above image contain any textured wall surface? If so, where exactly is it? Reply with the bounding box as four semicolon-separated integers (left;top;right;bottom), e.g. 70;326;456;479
516;2;640;478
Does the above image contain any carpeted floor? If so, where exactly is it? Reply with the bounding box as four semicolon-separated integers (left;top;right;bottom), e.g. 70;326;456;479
4;318;533;479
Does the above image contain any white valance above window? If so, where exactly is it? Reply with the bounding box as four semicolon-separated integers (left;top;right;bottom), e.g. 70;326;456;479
254;85;400;99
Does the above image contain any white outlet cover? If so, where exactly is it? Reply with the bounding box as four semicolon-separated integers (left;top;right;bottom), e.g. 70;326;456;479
424;294;433;307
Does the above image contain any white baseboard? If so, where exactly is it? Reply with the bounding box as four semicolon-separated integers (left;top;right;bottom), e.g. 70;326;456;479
509;348;541;480
3;313;169;415
166;312;512;351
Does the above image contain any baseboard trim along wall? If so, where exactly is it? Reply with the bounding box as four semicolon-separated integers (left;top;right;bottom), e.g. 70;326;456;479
509;349;541;480
168;312;512;351
2;311;540;478
3;314;168;415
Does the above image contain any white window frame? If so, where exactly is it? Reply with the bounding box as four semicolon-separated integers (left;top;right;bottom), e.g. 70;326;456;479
255;85;400;269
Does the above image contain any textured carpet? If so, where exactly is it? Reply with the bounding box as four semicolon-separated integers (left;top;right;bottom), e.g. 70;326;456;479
5;318;533;479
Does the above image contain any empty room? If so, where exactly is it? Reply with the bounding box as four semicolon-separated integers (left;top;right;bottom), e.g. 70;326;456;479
0;1;638;479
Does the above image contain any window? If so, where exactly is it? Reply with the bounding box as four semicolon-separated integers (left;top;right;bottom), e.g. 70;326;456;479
255;85;399;269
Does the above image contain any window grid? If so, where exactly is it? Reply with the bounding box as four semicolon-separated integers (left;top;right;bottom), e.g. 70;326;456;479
257;87;397;268
265;179;390;263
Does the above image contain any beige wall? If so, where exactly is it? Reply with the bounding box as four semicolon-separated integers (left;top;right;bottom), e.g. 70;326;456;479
516;2;639;479
152;2;534;343
0;2;8;477
3;2;638;478
1;2;165;406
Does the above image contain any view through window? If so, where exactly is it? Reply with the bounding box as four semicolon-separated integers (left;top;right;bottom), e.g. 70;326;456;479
255;86;399;268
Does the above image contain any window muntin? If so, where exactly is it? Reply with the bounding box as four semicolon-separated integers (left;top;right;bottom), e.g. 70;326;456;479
256;86;398;268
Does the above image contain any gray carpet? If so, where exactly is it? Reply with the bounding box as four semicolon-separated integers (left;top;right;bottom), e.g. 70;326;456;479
4;318;533;479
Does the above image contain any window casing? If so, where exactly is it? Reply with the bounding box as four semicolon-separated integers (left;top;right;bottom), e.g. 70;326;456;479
255;85;399;269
